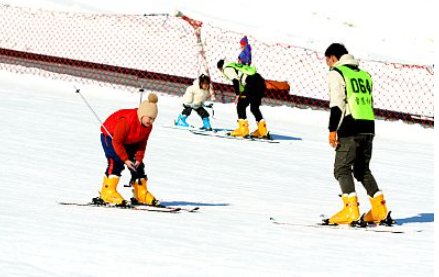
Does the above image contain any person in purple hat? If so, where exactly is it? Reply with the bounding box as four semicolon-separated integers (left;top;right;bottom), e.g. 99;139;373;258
238;36;252;66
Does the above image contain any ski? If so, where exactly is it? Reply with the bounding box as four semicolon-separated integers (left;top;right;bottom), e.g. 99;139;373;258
178;206;200;212
59;201;181;213
163;124;230;133
132;203;200;213
190;129;280;143
269;217;411;234
163;124;195;130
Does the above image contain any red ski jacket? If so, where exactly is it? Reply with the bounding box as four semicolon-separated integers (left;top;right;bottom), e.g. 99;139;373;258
101;108;152;162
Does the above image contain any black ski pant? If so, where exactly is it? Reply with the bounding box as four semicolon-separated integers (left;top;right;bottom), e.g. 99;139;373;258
237;73;265;122
182;105;209;119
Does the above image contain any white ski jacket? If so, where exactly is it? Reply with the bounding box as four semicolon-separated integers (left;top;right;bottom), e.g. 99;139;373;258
182;79;210;108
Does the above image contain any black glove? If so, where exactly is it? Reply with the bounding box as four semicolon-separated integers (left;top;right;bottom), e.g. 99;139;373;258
129;162;146;179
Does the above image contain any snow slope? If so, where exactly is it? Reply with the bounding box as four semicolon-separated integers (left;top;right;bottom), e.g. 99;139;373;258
0;0;435;276
0;69;434;276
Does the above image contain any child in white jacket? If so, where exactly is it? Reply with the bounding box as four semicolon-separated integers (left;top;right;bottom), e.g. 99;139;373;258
175;74;213;130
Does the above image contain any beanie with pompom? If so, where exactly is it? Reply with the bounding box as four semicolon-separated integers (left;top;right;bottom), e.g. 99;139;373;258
137;93;158;122
239;36;248;46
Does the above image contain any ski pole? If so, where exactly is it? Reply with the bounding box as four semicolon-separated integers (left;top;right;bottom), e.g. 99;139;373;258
139;86;145;104
75;86;112;139
203;103;215;118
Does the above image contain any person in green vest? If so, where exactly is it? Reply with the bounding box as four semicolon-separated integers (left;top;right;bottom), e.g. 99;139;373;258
217;59;269;138
324;43;392;225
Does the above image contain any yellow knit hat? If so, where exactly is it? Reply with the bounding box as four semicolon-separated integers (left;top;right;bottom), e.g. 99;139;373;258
137;93;158;121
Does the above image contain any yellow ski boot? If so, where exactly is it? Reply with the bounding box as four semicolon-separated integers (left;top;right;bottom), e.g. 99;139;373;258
362;191;390;224
250;119;269;138
131;178;160;206
326;193;360;225
99;175;125;205
230;119;249;137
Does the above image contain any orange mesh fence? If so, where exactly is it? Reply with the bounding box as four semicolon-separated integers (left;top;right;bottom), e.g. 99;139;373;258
0;5;434;126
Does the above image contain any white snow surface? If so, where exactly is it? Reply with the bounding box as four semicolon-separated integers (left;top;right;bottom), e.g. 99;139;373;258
0;0;436;276
0;69;434;276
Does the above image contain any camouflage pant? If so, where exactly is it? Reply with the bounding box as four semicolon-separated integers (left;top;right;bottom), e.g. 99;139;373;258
334;134;379;196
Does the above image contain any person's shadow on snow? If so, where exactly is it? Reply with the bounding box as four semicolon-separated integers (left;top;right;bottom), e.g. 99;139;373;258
395;213;434;225
161;201;229;207
270;133;302;141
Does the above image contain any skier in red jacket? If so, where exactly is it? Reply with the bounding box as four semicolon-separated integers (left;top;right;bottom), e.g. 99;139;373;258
95;93;160;206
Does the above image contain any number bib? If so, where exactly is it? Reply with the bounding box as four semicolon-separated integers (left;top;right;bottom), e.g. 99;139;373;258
334;65;375;120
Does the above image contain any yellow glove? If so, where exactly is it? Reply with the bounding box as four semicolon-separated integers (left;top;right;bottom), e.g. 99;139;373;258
328;131;339;148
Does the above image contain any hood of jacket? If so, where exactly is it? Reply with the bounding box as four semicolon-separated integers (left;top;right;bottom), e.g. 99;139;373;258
334;54;359;67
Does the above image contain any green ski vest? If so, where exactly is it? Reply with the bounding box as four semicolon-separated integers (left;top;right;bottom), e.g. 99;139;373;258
224;62;257;93
333;65;375;120
225;62;257;75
